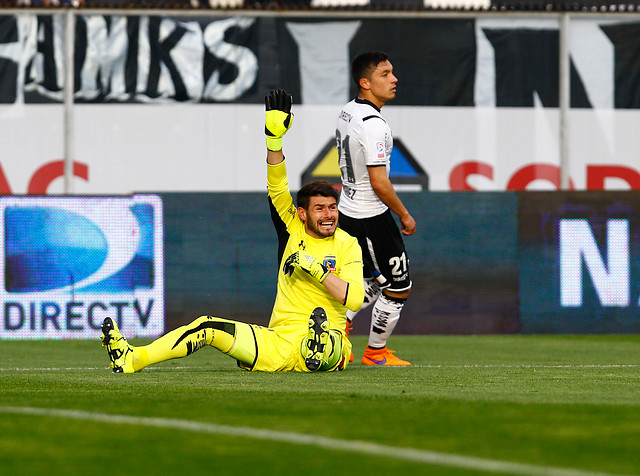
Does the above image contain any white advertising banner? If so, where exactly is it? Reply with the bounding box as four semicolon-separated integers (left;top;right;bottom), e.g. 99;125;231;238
1;104;640;193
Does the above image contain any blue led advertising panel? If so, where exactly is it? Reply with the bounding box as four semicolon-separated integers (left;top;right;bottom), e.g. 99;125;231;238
1;195;164;339
519;192;640;334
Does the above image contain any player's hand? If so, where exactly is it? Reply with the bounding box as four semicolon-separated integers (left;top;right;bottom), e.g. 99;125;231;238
283;251;329;283
400;213;416;235
265;89;293;151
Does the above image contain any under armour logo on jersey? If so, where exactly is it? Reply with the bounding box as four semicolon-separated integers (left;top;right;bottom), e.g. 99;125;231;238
299;240;306;250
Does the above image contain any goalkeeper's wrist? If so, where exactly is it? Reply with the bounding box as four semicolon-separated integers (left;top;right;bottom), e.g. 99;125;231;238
315;265;330;283
266;136;283;151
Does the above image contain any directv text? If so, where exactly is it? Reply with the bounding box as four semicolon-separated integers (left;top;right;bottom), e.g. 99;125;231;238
3;299;155;332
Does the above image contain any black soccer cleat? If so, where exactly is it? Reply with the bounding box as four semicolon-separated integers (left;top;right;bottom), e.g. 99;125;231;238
100;317;135;373
304;307;330;371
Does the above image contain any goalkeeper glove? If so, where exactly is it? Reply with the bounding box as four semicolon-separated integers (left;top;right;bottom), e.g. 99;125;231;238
283;251;330;283
265;89;293;151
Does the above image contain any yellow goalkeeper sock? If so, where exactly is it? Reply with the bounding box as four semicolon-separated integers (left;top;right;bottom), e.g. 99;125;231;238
207;319;258;365
133;315;257;370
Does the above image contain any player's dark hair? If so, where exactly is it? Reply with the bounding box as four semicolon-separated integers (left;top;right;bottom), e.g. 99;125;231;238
297;181;339;210
351;51;390;88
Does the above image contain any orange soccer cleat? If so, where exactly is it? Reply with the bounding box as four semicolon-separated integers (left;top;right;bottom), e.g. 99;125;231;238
362;346;411;366
345;320;354;362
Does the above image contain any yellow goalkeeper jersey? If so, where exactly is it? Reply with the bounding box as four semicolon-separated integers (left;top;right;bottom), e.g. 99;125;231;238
267;160;364;336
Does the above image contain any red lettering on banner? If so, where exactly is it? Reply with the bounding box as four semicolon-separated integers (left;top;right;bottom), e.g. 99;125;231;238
27;161;89;194
449;161;493;191
450;161;581;190
0;163;12;193
0;160;90;194
506;164;575;190
586;165;640;190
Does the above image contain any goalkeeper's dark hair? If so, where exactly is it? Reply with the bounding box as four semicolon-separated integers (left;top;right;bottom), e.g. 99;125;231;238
297;181;340;210
351;51;390;88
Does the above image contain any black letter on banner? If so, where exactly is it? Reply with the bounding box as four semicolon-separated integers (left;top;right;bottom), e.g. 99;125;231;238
0;17;18;103
110;302;129;328
41;301;61;330
133;299;153;327
25;17;61;94
88;302;107;330
145;17;188;100
125;16;140;97
4;302;25;330
66;301;84;330
74;16;87;96
482;28;590;108
601;22;640;109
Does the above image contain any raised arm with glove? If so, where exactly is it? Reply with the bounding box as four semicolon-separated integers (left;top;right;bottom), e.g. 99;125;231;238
265;89;293;152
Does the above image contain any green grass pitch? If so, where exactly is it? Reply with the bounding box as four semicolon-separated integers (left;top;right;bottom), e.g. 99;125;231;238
1;334;639;476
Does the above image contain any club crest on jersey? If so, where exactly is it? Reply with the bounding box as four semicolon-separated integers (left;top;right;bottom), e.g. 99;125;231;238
376;141;385;159
323;256;337;272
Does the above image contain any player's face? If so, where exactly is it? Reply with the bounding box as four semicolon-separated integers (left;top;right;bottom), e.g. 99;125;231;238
368;60;397;107
301;196;339;239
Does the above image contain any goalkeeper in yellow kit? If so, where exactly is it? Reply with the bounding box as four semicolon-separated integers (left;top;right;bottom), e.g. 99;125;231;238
100;89;365;372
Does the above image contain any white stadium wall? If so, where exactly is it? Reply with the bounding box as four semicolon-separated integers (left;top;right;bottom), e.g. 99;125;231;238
3;104;640;194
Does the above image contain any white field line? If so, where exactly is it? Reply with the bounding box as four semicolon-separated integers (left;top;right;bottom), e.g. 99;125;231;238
395;364;640;369
0;405;629;476
0;364;639;372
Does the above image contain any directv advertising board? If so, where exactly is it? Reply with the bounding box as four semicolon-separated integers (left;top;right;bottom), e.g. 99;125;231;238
0;195;164;339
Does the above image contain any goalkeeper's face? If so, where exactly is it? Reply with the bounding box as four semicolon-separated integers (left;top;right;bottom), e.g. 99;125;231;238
301;196;339;239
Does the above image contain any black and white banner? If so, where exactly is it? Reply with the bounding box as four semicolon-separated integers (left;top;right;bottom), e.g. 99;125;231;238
0;14;260;103
1;14;640;107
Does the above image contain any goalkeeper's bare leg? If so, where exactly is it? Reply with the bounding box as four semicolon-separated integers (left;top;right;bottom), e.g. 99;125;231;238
100;316;257;373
